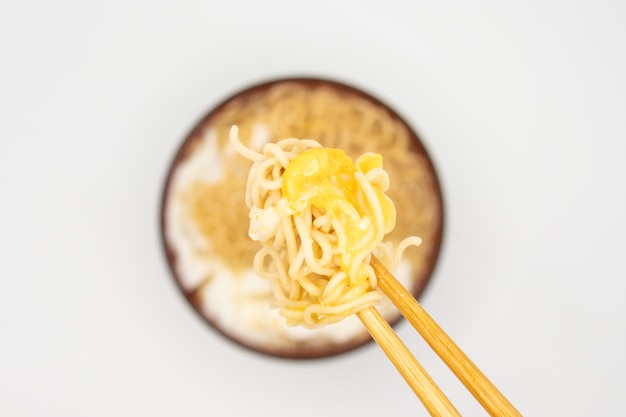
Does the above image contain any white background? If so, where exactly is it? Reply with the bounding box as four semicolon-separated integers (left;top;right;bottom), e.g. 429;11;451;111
1;1;625;416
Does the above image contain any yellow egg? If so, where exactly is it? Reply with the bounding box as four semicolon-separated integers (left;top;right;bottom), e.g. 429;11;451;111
355;152;383;173
282;148;396;272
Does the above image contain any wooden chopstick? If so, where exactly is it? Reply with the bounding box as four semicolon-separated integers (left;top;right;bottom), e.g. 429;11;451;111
370;255;522;417
357;307;461;416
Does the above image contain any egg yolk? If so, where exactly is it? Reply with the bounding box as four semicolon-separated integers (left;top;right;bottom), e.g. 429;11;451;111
282;148;395;271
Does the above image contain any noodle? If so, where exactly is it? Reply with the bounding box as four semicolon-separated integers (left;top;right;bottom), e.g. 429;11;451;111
230;126;422;328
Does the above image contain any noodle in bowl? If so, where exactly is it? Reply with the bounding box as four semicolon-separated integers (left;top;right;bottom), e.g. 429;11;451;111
160;78;444;358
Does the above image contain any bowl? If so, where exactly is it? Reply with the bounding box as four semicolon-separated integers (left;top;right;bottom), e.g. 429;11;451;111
160;77;444;359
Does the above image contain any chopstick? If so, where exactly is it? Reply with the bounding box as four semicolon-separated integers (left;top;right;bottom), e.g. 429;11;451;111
369;255;522;417
356;308;461;416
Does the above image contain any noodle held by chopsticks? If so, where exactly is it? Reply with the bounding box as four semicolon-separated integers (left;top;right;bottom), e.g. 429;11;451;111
230;126;422;328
